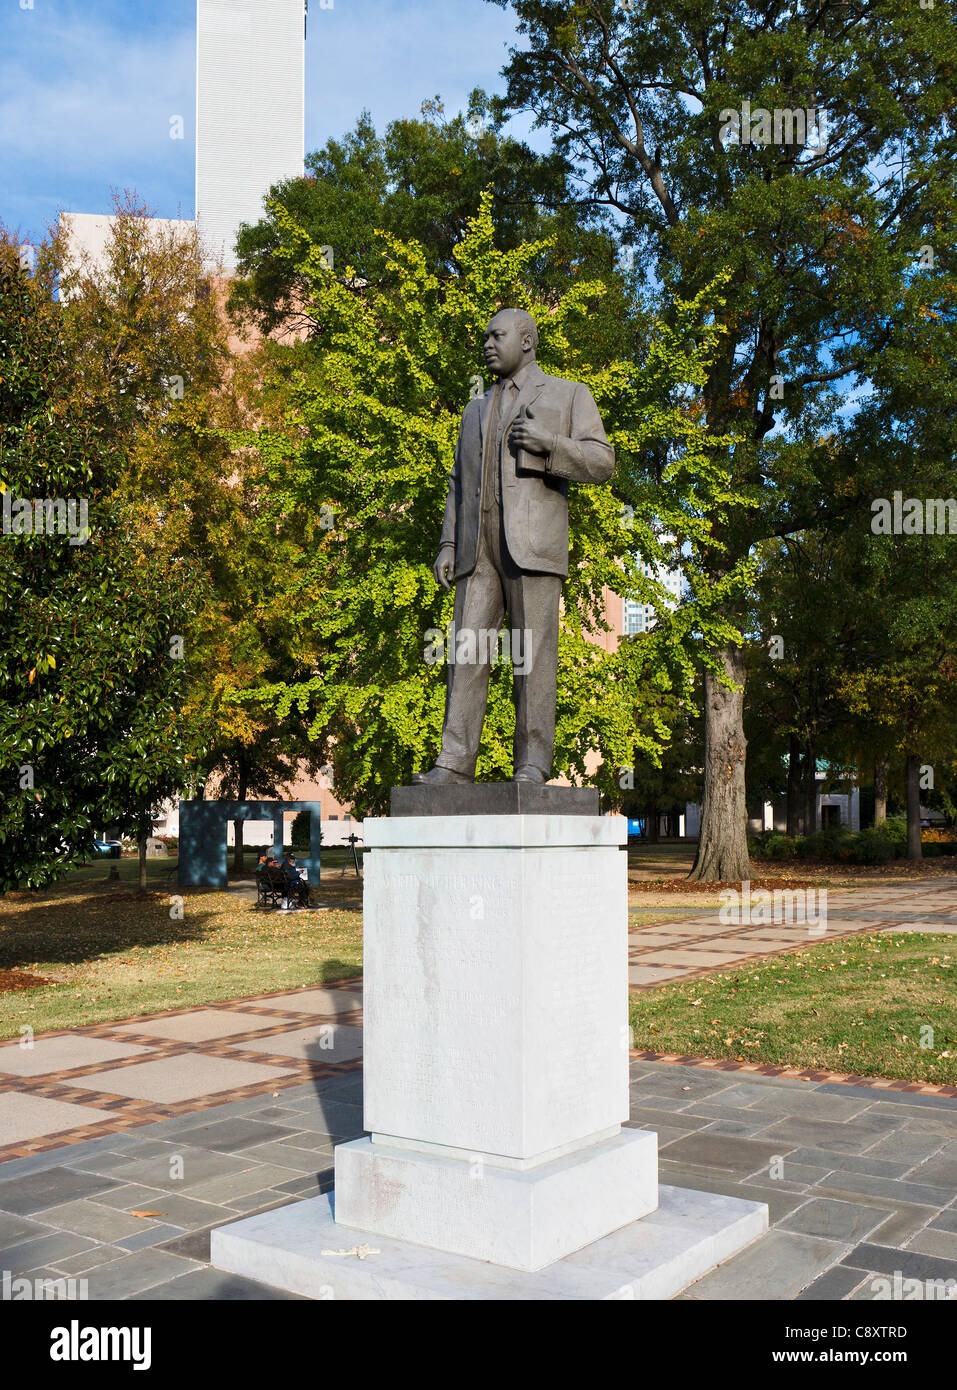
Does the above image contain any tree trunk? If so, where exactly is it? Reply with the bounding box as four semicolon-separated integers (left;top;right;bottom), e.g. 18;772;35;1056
688;646;751;882
874;757;888;826
786;733;802;836
800;744;817;836
232;817;246;872
232;761;249;872
645;803;659;843
905;754;922;861
137;817;148;893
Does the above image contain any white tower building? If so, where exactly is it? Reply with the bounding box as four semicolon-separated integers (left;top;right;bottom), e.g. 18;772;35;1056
196;0;306;270
623;539;684;635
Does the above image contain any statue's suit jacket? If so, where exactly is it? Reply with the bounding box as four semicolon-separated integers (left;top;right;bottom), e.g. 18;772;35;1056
440;363;615;579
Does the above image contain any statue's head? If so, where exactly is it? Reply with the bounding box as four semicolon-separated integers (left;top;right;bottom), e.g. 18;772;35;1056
483;308;538;379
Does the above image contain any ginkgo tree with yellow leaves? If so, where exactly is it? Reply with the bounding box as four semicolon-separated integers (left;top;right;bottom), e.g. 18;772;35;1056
230;196;755;815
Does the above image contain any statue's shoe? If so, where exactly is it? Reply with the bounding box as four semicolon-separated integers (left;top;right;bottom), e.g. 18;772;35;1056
512;765;547;784
411;766;473;786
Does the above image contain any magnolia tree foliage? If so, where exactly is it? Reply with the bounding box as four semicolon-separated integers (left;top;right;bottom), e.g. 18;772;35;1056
60;195;323;819
0;232;205;889
231;198;754;815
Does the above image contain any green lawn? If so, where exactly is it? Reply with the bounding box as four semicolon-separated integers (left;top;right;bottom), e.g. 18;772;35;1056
0;857;362;1039
629;932;957;1086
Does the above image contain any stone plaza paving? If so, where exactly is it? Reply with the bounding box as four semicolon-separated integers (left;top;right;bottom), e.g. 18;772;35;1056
0;1060;955;1300
0;875;954;1299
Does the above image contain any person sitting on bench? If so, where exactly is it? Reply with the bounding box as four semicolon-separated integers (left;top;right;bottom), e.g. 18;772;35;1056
281;853;309;909
255;854;284;910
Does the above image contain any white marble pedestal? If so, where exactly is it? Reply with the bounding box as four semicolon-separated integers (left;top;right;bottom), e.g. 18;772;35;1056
211;811;767;1297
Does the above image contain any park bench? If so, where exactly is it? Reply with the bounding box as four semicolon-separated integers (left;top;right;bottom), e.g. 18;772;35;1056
256;866;286;911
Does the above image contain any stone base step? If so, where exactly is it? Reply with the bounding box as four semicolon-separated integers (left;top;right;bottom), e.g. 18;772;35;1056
210;1184;768;1301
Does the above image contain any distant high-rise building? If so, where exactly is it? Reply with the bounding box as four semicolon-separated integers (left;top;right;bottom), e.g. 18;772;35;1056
196;0;306;269
623;547;684;636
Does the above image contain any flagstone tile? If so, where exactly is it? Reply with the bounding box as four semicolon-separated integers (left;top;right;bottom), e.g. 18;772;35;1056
0;1035;153;1077
81;1248;202;1300
863;1130;952;1164
814;1170;953;1207
108;1010;302;1042
71;1054;292;1104
648;948;755;966
161;1117;298;1153
661;1131;789;1175
759;1114;903;1154
781;1147;911;1179
53;1244;130;1276
90;1186;234;1229
777;1198;891;1243
231;1024;362;1064
104;1146;260;1192
840;1240;957;1283
686;1229;850;1300
248;989;362;1014
182;1163;305;1206
0;1210;47;1248
628;965;691;984
795;1266;870;1300
0;1230;97;1275
0;1165;122;1215
127;1265;306;1300
907;1153;957;1187
745;1088;872;1121
37;1198;156;1242
903;1228;957;1260
0;1094;111;1148
114;1223;187;1252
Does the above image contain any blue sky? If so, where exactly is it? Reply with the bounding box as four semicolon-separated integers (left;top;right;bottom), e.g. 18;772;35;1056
0;0;526;244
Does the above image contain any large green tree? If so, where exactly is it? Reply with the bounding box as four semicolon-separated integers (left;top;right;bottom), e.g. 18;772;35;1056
230;101;643;362
61;195;321;868
0;231;205;890
491;0;957;878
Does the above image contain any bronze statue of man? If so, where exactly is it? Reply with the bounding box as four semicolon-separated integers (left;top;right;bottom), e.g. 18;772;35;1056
413;308;615;786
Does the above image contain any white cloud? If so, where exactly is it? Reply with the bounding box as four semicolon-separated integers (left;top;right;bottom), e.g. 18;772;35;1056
1;13;192;161
0;7;195;230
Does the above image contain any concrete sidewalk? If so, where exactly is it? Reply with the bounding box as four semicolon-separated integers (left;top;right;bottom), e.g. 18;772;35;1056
0;1059;954;1300
629;876;957;988
0;983;363;1161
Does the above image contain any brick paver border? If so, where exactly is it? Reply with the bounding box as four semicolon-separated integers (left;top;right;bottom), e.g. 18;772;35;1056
0;978;364;1164
629;1048;957;1098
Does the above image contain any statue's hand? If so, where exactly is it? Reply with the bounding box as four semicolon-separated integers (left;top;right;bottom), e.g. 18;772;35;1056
433;544;456;590
509;406;554;458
